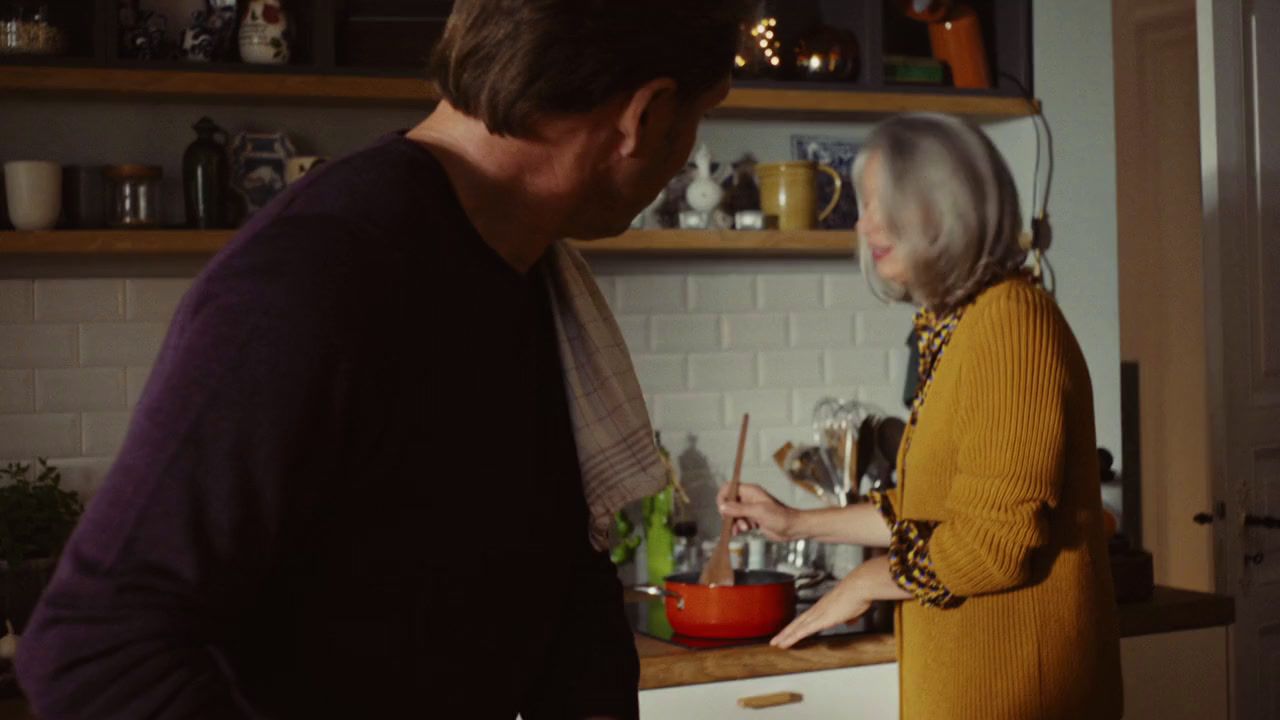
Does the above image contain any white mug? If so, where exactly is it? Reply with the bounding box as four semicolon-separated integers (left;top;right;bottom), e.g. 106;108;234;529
4;161;62;231
285;155;326;185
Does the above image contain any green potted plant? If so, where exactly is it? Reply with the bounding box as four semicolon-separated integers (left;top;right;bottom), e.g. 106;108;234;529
0;458;83;633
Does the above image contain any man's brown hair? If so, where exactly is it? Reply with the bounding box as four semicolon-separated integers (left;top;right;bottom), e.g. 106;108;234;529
429;0;750;136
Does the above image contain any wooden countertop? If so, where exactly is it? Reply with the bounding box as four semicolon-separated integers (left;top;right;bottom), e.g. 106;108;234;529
636;585;1235;690
0;586;1235;711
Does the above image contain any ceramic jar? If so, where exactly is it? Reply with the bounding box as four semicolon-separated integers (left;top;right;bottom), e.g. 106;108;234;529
230;131;295;216
239;0;289;64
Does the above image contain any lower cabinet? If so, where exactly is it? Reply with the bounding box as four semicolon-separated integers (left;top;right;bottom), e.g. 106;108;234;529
1120;627;1230;720
637;627;1231;719
638;662;900;719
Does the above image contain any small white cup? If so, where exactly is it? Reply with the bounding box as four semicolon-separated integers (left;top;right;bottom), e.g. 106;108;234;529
285;155;327;185
4;161;62;231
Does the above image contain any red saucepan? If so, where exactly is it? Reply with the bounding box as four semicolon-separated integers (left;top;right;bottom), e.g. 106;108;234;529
634;569;826;639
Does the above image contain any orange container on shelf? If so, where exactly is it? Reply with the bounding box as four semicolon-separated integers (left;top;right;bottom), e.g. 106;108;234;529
928;4;992;89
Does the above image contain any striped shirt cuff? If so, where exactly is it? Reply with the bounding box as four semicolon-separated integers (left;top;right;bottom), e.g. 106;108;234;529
868;490;962;608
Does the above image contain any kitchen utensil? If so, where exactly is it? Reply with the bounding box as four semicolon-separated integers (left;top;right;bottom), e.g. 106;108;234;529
813;397;871;505
634;569;825;639
700;413;750;586
774;442;842;504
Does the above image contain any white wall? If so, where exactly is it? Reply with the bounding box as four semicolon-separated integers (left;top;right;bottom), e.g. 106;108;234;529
1031;0;1123;469
0;1;1123;521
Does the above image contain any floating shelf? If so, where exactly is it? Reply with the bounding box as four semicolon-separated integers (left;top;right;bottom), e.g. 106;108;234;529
0;66;1039;119
0;229;859;257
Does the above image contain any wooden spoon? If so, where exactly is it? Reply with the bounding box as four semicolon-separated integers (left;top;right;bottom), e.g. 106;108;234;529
700;413;750;586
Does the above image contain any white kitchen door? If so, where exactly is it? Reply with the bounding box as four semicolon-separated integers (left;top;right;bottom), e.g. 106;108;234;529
1198;0;1280;717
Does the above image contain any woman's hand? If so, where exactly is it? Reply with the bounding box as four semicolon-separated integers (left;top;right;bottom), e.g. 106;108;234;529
717;483;797;542
770;569;873;649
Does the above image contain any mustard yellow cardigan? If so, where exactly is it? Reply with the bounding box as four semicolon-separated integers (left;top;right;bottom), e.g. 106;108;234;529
886;277;1123;719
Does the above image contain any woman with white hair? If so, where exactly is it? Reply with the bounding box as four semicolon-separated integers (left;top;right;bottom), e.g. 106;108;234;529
719;113;1123;719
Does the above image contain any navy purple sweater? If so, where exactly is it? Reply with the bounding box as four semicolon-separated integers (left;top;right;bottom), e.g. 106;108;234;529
16;135;632;718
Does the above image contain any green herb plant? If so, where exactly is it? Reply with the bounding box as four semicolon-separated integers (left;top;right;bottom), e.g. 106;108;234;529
0;459;83;568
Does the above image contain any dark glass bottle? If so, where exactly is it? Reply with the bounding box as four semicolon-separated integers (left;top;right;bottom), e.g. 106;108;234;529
182;116;229;229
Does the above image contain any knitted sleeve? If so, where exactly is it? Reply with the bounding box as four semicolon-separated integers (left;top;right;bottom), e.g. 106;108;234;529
928;289;1069;597
869;490;960;608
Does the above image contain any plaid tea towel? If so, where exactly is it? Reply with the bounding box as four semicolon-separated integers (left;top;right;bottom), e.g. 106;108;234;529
543;240;666;550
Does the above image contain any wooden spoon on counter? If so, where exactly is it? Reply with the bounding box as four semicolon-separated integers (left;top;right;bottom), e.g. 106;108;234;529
700;413;750;587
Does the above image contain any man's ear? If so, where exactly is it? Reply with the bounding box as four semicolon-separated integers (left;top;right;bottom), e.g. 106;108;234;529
617;77;679;159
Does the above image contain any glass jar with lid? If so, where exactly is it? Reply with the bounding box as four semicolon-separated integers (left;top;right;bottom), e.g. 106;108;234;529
104;165;163;228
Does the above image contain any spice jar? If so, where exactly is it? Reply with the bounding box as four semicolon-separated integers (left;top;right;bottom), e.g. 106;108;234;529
104;165;163;228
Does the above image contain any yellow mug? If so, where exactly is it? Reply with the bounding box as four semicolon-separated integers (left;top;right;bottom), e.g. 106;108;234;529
756;161;843;231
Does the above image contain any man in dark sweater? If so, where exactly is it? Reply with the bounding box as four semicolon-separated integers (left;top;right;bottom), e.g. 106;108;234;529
16;2;746;718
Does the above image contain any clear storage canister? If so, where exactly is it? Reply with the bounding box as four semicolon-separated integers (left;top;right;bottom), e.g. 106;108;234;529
105;164;163;227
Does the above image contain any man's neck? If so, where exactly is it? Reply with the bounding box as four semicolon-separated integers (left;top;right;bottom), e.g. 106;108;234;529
406;102;594;273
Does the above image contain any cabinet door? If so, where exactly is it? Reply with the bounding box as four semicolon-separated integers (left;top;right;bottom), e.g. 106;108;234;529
1120;628;1230;720
639;662;899;720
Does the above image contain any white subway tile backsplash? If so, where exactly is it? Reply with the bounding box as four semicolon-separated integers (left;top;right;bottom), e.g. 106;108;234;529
723;314;787;350
0;413;81;457
36;368;126;412
593;276;618;310
737;465;799;506
0;325;78;368
617;275;687;313
632;355;686;394
856;308;914;347
0;370;34;413
760;350;824;386
759;274;824;311
887;347;911;386
859;385;910;419
82;411;131;456
690;275;756;312
725;389;792;429
34;280;125;322
79;323;167;366
0;281;34;323
652;315;720;352
823;271;879;308
126;279;192;322
686;428;761;472
1;264;907;477
616;316;650;354
44;456;115;499
826;348;891;385
790;312;856;348
653;393;724;430
689;353;756;391
126;366;152;408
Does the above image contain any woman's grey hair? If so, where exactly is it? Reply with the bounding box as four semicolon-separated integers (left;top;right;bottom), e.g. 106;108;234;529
853;113;1025;312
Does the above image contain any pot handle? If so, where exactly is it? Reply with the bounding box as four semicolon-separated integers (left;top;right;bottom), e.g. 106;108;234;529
631;585;685;610
794;570;832;591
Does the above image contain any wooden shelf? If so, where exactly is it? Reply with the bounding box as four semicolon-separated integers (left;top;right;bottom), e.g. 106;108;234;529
0;229;858;257
0;65;1039;118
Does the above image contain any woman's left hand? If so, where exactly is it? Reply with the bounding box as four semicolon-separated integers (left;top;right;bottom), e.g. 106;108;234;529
770;570;872;649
